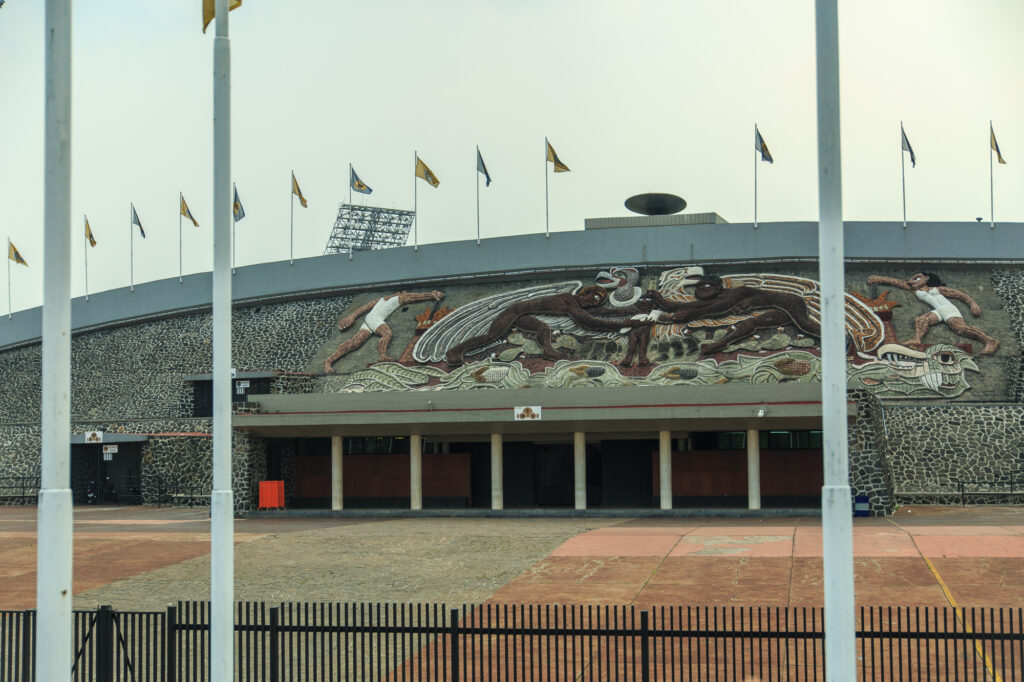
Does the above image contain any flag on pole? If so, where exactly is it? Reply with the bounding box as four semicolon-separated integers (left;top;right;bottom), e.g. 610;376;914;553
292;172;308;207
546;140;570;172
350;166;372;195
901;124;916;167
85;219;97;247
754;125;774;164
131;204;146;238
7;240;27;266
477;148;492;186
415;156;440;187
202;0;241;32
991;124;1007;165
233;187;246;222
180;196;200;227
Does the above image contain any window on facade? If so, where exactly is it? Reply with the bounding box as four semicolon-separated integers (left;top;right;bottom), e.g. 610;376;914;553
191;378;273;418
690;430;823;451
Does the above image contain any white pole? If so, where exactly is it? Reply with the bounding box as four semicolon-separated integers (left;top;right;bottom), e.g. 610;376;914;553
990;121;995;229
349;163;352;206
179;192;183;283
815;0;856;678
289;171;294;265
476;146;481;245
231;182;236;275
900;122;907;228
754;126;759;229
211;0;235;678
413;151;418;251
37;0;74;678
84;216;89;300
544;137;550;239
7;239;11;319
130;203;134;291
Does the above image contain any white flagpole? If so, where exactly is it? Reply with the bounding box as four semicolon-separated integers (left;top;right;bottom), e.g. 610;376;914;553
476;146;481;245
212;0;235;679
754;125;759;229
84;216;89;300
179;192;183;283
544;137;550;239
900;122;907;228
414;151;419;251
130;203;135;291
6;238;10;319
990;121;995;229
815;0;856;677
349;163;353;206
38;0;74;677
290;171;294;265
232;182;236;275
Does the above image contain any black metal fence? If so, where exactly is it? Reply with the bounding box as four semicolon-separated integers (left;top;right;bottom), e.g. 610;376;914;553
1;602;1022;681
0;476;39;506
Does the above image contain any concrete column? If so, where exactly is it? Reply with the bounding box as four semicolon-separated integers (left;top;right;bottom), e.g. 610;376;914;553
410;434;422;510
331;436;343;510
574;431;586;510
490;433;503;510
658;430;672;510
747;428;761;510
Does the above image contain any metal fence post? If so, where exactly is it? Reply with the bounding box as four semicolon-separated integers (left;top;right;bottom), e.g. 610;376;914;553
96;605;114;682
165;605;177;682
21;609;33;682
449;608;461;682
269;606;280;682
640;610;651;682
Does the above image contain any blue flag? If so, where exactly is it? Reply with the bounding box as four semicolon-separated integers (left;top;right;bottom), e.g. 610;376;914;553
350;166;372;195
131;203;145;238
233;186;246;222
476;148;492;186
754;125;773;164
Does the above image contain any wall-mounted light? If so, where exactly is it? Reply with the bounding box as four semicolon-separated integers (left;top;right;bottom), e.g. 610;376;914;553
756;406;767;418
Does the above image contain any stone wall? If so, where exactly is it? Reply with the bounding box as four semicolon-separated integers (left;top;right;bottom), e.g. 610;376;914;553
847;390;896;515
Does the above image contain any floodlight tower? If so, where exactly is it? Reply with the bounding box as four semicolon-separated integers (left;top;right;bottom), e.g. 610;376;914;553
324;204;415;255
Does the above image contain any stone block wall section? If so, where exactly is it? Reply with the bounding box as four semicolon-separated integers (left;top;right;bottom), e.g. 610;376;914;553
847;390;897;516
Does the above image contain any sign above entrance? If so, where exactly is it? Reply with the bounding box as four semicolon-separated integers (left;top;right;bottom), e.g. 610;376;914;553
102;444;118;455
514;406;542;421
85;431;103;444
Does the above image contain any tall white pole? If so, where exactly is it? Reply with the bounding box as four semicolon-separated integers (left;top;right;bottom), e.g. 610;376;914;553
753;126;759;229
900;122;907;228
7;239;11;319
414;151;418;251
37;0;74;678
231;182;236;274
990;121;995;229
544;137;550;239
348;163;352;206
130;203;135;291
815;0;856;678
289;171;294;265
84;216;89;300
211;0;235;678
476;146;481;245
179;192;183;283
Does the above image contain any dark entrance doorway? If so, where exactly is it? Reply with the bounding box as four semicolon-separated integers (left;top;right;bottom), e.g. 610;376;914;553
71;443;143;505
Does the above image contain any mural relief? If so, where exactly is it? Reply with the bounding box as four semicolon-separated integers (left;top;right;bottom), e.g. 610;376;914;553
321;266;998;399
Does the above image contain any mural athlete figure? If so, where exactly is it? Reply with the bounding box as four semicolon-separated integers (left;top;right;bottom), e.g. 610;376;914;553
866;272;999;355
645;275;822;354
324;290;445;372
616;295;668;367
444;286;644;366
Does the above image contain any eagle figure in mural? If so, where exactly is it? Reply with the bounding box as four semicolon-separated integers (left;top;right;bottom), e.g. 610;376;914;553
412;267;644;365
652;267;886;354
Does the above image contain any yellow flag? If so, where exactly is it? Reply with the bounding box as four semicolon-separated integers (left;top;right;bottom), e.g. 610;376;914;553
202;0;242;33
546;140;570;172
292;172;308;208
85;218;97;247
180;195;200;227
415;156;440;188
8;241;27;267
991;124;1007;165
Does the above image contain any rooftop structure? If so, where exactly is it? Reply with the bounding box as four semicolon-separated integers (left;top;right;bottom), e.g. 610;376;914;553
324;204;414;254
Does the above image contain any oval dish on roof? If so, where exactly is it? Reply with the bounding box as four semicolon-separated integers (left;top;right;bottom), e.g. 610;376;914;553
624;193;687;216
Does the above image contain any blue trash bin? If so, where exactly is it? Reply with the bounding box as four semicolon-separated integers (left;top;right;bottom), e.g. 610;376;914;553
853;495;870;517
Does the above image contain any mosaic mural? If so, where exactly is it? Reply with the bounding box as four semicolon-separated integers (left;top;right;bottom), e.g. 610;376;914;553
322;267;998;399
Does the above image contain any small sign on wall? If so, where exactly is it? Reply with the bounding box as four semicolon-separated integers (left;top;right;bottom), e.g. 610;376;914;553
102;444;118;455
84;431;103;444
514;406;542;421
236;380;250;395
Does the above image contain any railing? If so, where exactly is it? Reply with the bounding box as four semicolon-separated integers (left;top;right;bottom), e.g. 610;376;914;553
959;476;1024;507
150;479;211;508
1;602;1022;680
0;476;39;505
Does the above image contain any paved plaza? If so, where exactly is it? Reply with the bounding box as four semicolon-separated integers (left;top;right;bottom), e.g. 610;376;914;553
1;506;1022;611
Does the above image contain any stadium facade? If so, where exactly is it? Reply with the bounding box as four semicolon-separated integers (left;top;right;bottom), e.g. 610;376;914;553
2;216;1022;515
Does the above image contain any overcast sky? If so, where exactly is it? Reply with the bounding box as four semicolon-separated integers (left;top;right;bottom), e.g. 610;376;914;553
1;0;1021;313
